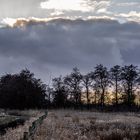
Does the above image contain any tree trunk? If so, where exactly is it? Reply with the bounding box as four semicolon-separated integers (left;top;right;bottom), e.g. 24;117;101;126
86;86;89;104
115;79;118;106
95;91;97;105
101;88;105;108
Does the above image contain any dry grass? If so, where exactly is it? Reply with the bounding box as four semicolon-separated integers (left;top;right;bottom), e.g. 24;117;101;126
0;110;44;140
34;110;140;140
1;110;140;140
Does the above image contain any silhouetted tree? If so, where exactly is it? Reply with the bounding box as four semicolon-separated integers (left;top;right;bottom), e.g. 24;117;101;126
82;73;93;106
64;67;82;107
0;69;46;109
110;65;122;106
93;64;110;107
121;65;139;106
92;83;101;105
52;76;68;108
46;86;53;107
1;64;140;111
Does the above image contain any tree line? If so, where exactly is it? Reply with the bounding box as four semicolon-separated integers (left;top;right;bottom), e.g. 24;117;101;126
0;64;140;111
47;64;140;111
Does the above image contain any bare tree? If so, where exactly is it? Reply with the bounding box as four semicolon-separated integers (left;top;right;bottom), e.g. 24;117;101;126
93;64;110;107
82;73;93;105
121;65;139;106
110;65;122;106
92;83;101;105
46;86;53;107
52;76;68;108
64;67;82;107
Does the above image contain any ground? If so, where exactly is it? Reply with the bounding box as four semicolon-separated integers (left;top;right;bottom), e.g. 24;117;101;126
0;110;44;140
34;110;140;140
0;110;140;140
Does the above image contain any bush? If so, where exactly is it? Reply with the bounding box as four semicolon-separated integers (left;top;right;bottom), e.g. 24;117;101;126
0;69;46;109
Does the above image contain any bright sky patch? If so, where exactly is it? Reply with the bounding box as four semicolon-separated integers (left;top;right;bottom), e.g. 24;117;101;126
40;0;91;12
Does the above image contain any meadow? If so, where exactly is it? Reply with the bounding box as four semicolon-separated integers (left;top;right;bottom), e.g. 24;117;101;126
0;110;140;140
34;110;140;140
0;110;44;140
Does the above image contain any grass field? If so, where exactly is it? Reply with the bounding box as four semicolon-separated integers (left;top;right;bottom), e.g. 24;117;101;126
34;110;140;140
0;110;44;140
0;110;140;140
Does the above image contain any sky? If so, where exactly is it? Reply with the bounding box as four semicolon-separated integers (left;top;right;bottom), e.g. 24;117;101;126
0;0;140;83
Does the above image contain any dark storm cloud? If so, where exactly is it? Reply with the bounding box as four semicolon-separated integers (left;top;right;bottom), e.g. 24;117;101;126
0;18;140;81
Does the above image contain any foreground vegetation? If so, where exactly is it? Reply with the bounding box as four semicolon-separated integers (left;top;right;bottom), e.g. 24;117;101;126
0;110;140;140
34;110;140;140
0;110;44;140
